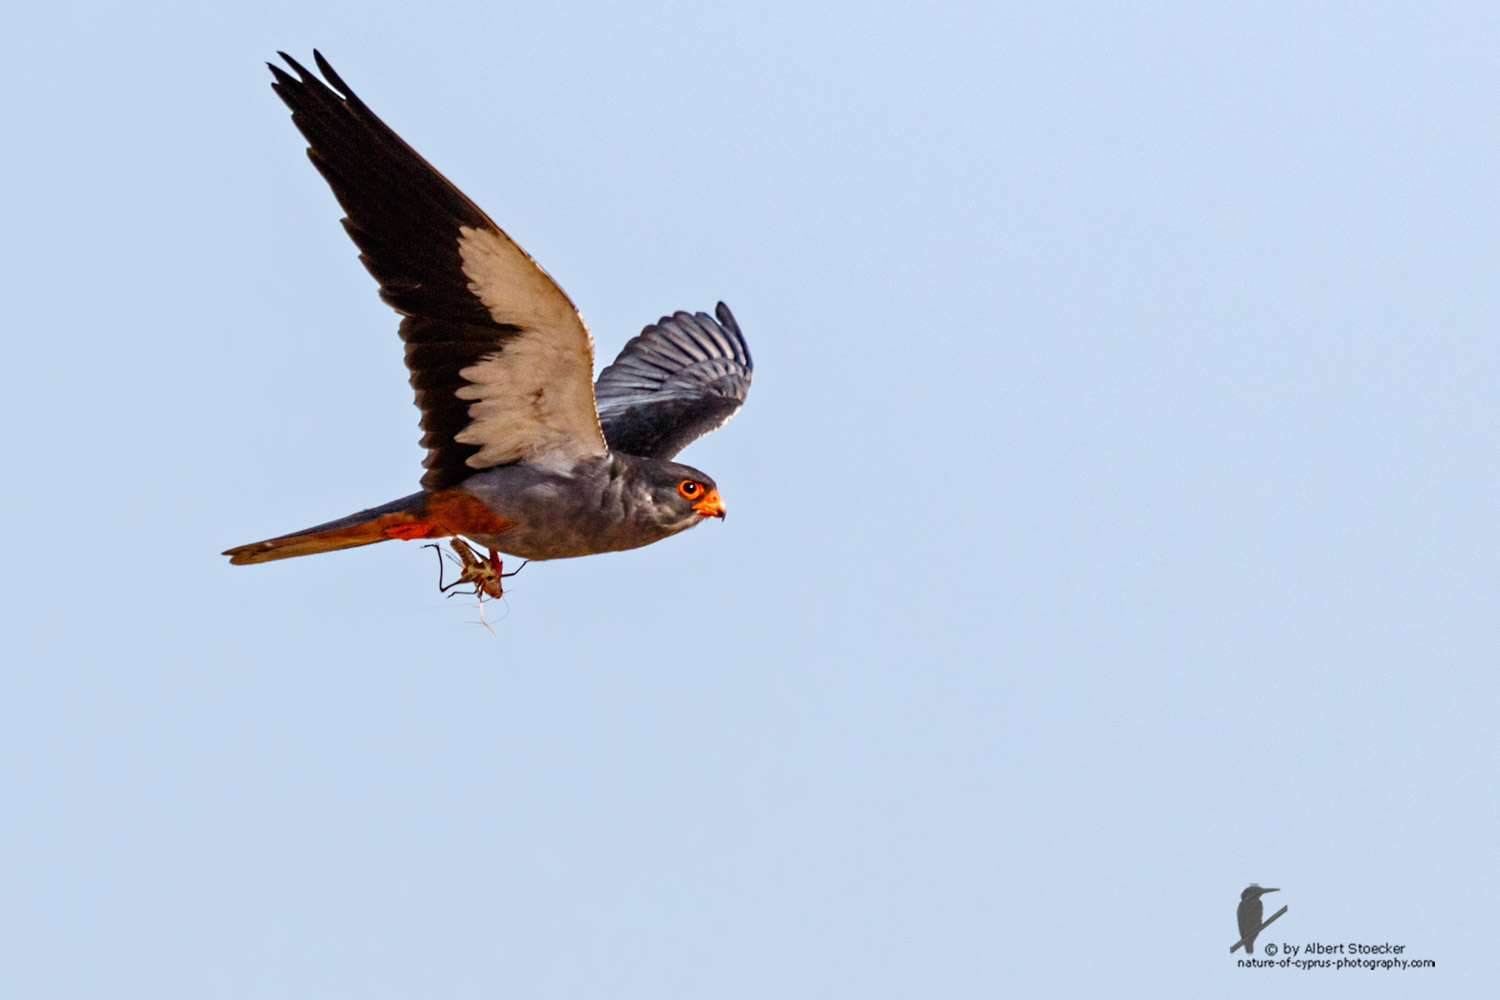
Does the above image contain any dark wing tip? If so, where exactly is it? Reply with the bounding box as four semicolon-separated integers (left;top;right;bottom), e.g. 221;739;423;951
713;302;751;371
267;57;295;90
273;51;312;79
268;51;355;105
312;50;357;99
715;301;738;334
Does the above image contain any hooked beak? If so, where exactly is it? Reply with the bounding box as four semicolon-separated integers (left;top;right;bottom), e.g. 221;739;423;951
692;488;726;519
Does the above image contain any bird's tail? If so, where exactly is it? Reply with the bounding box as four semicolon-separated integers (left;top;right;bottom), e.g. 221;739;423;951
223;489;516;565
1245;941;1255;954
222;492;435;565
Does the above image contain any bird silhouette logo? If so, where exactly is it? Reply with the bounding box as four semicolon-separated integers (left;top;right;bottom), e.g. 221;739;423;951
1232;884;1287;953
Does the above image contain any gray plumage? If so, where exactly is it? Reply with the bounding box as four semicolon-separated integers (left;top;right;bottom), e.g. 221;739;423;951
595;305;753;460
459;454;720;560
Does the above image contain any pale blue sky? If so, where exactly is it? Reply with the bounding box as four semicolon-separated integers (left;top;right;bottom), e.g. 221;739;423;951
4;1;1497;996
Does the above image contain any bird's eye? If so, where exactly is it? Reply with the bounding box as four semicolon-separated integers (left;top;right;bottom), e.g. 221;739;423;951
678;480;701;499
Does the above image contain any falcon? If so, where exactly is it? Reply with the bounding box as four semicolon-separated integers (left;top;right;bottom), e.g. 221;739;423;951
224;52;752;584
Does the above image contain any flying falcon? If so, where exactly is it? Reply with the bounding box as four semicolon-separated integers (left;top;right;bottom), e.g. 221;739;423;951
224;52;752;586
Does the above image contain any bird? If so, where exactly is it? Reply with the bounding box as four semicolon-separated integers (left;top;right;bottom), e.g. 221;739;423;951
1236;885;1279;953
223;52;752;584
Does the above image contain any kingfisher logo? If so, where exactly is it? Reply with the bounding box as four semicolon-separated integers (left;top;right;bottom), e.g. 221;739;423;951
1231;884;1287;953
1229;884;1435;971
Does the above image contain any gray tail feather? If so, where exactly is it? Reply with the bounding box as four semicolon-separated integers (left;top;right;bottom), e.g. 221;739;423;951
223;492;427;565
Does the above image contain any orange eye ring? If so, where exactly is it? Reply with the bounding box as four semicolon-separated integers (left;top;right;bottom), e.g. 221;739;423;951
677;480;702;500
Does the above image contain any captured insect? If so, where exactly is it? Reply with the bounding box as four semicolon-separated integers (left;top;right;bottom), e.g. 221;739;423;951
425;539;528;631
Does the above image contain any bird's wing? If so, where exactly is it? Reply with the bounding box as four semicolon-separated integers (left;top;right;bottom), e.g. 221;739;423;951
593;303;752;460
269;52;608;491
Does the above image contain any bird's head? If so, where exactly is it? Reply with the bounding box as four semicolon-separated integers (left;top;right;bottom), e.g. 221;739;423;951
1241;885;1279;901
636;459;726;532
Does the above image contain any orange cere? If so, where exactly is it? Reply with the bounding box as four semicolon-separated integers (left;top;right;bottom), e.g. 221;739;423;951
692;489;726;518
